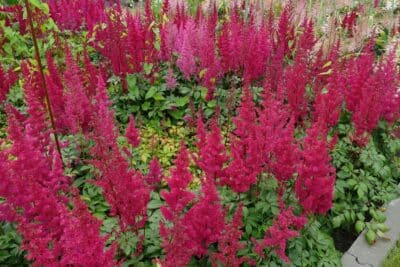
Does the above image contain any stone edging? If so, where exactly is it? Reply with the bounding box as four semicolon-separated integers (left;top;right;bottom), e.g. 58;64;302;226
341;198;400;267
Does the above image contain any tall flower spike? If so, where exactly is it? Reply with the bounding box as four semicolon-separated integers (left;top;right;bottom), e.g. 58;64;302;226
0;64;17;103
211;203;249;267
253;207;307;263
195;112;228;182
125;114;141;148
295;121;336;214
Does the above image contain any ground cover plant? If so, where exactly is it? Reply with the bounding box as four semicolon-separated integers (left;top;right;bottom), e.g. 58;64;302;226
383;235;400;267
0;0;400;266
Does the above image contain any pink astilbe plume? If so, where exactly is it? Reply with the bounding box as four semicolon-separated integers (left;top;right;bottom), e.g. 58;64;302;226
125;114;141;148
90;76;150;232
176;20;197;79
253;207;307;263
166;67;177;89
0;64;17;103
295;121;336;214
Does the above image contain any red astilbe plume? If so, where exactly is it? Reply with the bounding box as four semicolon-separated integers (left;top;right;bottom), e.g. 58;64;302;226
59;196;117;266
145;157;163;189
82;44;103;97
20;63;51;151
284;19;316;122
313;43;344;128
223;88;261;193
195;112;228;182
0;64;17;103
0;70;116;265
63;47;92;134
341;9;357;36
242;21;272;86
379;50;400;124
92;7;130;88
253;207;307;263
126;13;146;73
342;43;399;146
45;52;68;132
46;0;106;31
0;4;27;34
160;144;196;267
182;178;225;258
295;121;336;214
259;92;300;182
265;4;295;94
211;203;250;267
90;76;150;232
125;114;140;148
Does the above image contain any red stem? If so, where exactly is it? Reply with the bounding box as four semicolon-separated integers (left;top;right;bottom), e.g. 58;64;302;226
24;0;63;161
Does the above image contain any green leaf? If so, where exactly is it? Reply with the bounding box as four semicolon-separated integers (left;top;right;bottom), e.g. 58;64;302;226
332;216;343;228
365;229;376;245
28;0;49;13
174;96;189;107
355;221;365;233
143;63;153;75
145;87;157;99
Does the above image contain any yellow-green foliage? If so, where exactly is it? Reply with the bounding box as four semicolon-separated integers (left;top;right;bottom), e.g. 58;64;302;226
383;238;400;267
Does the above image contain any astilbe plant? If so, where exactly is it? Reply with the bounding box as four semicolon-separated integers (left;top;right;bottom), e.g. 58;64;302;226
63;47;93;134
182;178;225;258
211;203;250;267
222;88;261;193
195;112;228;182
253;207;307;263
89;76;150;233
0;65;116;266
295;121;336;214
343;44;400;145
46;0;106;31
125;114;141;148
160;144;196;266
0;64;17;103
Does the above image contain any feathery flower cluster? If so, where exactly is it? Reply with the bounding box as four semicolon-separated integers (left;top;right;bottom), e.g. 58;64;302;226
295;122;336;214
0;64;17;103
211;204;250;267
0;66;116;266
253;207;307;263
342;44;400;145
90;76;150;232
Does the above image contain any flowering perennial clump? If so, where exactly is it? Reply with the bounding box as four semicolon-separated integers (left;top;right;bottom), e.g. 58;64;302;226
0;0;399;266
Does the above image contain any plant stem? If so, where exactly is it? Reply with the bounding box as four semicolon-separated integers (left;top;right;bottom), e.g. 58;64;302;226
24;0;62;161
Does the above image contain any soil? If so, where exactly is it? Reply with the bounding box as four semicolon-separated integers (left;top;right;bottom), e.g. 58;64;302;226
332;229;359;253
